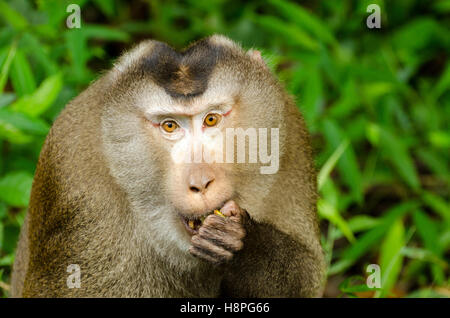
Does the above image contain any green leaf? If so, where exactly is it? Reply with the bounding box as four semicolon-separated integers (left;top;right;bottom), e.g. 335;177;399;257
318;139;349;191
300;66;323;129
254;15;319;51
331;215;381;241
428;131;450;148
323;119;363;203
422;191;450;223
392;18;440;52
401;247;448;268
65;29;90;83
0;254;14;266
339;275;380;296
0;41;17;92
11;73;63;117
376;219;405;297
0;222;3;251
0;93;15;107
267;0;336;45
0;108;49;136
318;198;355;243
416;148;449;182
0;202;6;219
92;0;116;17
20;33;58;76
434;0;450;13
431;62;450;100
412;210;445;284
440;230;450;250
0;113;33;144
329;80;360;118
362;82;395;101
0;171;33;207
10;50;36;97
82;25;130;42
413;210;442;255
0;0;28;30
329;202;415;275
367;124;420;190
319;177;340;208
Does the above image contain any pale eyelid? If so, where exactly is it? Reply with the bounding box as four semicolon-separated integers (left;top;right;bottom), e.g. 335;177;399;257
156;116;180;124
202;103;231;114
146;105;232;127
161;118;179;126
146;113;184;125
145;103;232;118
202;105;232;120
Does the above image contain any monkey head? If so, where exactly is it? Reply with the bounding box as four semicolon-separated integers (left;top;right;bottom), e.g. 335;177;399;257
100;35;285;263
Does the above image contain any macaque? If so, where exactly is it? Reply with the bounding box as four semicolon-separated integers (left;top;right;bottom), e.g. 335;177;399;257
11;35;325;297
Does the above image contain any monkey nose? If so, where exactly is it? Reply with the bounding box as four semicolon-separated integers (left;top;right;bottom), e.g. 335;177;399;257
188;165;215;194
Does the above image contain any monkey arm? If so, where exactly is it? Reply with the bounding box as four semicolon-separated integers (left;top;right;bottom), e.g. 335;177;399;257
220;214;325;297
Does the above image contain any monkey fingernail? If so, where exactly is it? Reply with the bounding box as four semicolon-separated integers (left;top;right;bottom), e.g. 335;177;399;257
220;201;244;217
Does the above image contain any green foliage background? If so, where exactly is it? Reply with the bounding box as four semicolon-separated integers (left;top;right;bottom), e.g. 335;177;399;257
0;0;449;297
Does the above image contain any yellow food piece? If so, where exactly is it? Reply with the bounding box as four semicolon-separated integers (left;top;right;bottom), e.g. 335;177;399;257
188;220;195;229
214;209;226;218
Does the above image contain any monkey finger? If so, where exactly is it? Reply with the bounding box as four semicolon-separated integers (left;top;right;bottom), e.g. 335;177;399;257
203;214;227;228
191;234;233;258
190;236;233;264
198;225;244;252
202;215;245;238
220;200;243;218
189;246;224;265
229;209;250;227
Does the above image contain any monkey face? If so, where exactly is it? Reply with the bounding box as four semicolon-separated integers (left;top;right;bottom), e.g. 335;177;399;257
101;35;284;249
145;97;236;234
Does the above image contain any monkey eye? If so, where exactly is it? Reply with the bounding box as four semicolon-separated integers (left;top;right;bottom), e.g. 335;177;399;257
161;120;179;133
204;113;221;127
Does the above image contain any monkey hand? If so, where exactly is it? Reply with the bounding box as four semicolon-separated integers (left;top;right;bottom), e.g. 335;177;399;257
189;200;247;265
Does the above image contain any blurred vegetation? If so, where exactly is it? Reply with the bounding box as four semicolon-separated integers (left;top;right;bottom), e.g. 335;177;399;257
0;0;449;298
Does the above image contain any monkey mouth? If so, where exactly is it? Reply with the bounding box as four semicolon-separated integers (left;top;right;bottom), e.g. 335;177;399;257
180;215;204;235
179;209;225;235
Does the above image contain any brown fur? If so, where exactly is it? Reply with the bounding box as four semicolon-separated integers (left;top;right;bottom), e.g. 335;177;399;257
11;35;325;297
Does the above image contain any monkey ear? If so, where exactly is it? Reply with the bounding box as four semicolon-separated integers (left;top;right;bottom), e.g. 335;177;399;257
247;49;268;68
